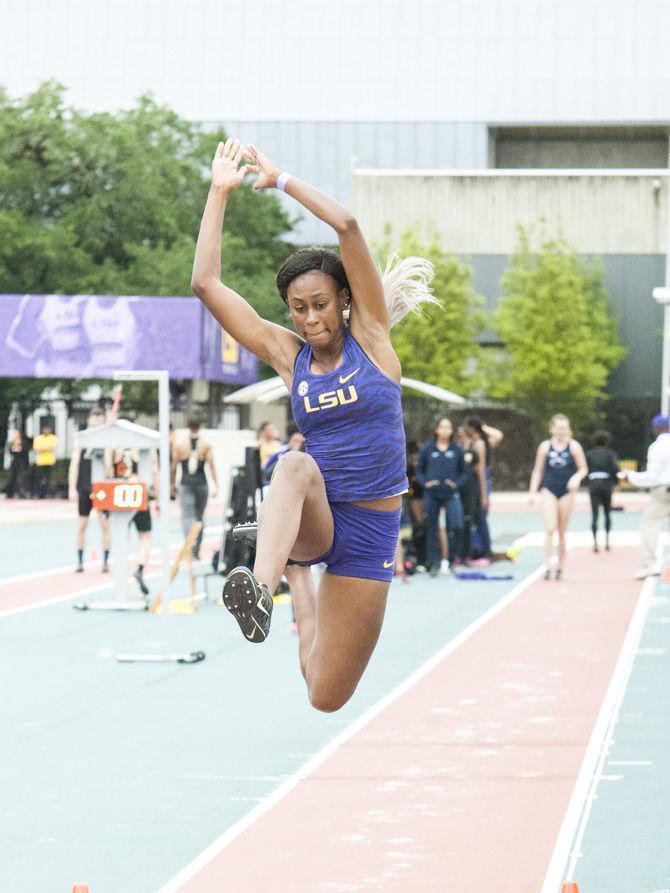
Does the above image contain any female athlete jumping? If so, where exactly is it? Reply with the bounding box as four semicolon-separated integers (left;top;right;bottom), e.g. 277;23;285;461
191;139;435;712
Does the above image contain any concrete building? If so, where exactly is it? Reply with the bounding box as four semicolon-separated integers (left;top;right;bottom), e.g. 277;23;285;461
352;168;669;402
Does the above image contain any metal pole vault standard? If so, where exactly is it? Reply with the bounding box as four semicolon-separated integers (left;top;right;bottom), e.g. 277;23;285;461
112;370;204;665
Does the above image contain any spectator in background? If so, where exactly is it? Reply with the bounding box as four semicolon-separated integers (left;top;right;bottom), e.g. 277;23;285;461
464;416;503;499
68;407;111;573
405;442;426;570
2;431;28;498
257;421;283;468
585;430;619;553
171;419;219;560
619;414;670;579
33;423;58;498
459;425;492;566
416;418;466;576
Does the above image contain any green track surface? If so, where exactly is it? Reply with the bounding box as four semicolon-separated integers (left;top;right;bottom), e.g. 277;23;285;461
571;575;670;893
2;504;664;893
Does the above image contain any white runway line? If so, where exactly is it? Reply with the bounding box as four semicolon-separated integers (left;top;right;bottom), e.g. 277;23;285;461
0;529;223;618
156;558;547;893
539;573;655;893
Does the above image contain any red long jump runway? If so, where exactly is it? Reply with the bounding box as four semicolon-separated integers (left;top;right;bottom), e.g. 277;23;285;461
166;546;642;893
0;536;219;617
0;565;117;616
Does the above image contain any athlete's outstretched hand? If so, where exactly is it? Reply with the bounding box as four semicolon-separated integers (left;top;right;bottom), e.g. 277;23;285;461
245;144;281;191
211;139;249;193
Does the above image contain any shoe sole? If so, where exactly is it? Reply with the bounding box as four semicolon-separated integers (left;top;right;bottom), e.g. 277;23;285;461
223;567;272;643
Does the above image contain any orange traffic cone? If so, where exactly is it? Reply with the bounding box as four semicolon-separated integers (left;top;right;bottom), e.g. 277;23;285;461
72;885;91;893
661;564;670;584
88;546;99;563
561;883;580;893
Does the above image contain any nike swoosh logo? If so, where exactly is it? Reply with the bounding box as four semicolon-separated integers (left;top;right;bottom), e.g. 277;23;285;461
339;368;360;384
383;559;394;568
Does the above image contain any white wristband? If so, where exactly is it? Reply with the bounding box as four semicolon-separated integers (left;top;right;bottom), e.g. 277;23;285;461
276;171;292;192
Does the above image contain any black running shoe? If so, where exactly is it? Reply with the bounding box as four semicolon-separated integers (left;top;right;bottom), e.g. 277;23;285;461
134;568;149;596
231;523;298;565
555;568;562;581
543;568;551;581
223;566;273;643
76;564;84;574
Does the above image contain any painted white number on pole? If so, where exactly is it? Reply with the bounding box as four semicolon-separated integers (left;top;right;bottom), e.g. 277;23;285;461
113;483;144;509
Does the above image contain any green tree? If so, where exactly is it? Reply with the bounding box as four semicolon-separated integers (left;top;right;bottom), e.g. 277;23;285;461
385;229;485;396
0;83;294;307
0;82;298;442
491;224;627;432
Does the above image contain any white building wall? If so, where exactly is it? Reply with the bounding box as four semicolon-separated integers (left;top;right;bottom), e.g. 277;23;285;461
1;0;669;123
352;170;670;255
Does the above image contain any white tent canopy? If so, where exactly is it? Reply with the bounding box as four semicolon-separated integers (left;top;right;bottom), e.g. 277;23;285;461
224;376;465;405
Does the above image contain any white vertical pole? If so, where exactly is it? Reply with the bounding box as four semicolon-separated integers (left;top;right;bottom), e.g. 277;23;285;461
157;372;172;616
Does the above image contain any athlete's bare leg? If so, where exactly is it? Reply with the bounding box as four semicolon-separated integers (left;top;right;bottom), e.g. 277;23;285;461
556;493;575;573
305;572;388;712
135;531;150;567
253;451;333;594
100;513;110;552
76;516;88;552
540;489;559;570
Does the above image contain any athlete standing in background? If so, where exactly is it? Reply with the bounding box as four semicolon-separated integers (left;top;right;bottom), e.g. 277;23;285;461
529;414;588;580
191;139;436;712
171;419;218;560
68;406;111;573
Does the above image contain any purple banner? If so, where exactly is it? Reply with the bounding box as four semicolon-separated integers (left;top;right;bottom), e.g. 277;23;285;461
201;308;259;383
0;295;258;384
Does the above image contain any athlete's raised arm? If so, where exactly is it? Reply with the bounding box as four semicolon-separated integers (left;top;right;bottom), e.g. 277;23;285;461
191;139;302;383
245;145;398;379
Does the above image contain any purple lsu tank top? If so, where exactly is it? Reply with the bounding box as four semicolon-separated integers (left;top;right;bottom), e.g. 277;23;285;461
290;329;408;502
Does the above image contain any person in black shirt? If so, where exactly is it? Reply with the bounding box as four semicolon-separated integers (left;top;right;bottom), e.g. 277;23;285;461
585;430;619;552
171;419;219;559
416;418;466;575
2;430;28;498
67;406;111;573
405;442;426;570
458;428;492;564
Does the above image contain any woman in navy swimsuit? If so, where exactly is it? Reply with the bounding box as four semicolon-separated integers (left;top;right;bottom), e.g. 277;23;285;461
529;414;587;580
192;139;435;711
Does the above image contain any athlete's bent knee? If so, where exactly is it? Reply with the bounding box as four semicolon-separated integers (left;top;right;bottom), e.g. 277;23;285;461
274;450;319;485
308;681;353;714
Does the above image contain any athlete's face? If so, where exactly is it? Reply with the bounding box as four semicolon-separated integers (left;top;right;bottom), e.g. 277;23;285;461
435;418;453;440
550;419;570;440
88;412;105;428
286;271;348;344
